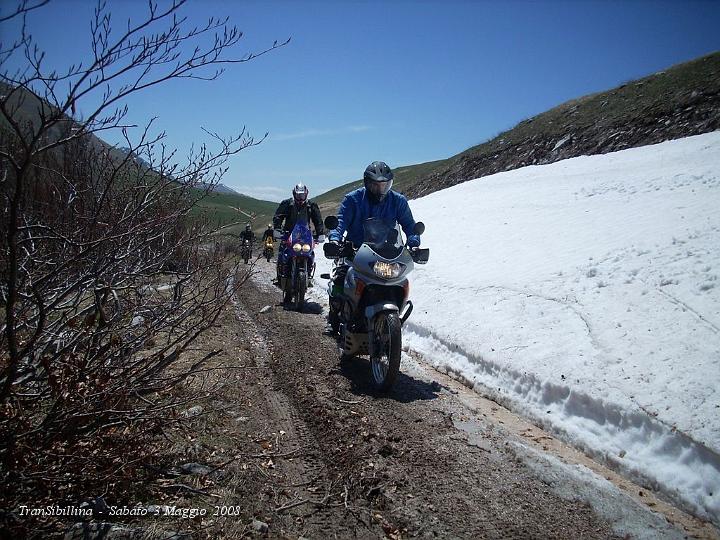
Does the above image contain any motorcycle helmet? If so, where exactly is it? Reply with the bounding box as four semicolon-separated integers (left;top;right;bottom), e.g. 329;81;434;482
245;223;251;231
363;161;394;204
293;182;309;206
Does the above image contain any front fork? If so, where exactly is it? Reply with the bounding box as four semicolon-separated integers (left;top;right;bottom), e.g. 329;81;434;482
283;257;311;292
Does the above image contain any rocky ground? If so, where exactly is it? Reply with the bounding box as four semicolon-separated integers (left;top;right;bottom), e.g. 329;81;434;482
60;260;719;539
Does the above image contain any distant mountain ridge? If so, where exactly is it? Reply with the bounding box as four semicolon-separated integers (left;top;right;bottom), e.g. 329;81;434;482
0;82;273;231
316;51;720;214
208;183;241;196
7;51;719;229
117;146;241;196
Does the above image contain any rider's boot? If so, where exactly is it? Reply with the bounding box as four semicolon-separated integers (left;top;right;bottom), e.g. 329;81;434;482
273;262;281;286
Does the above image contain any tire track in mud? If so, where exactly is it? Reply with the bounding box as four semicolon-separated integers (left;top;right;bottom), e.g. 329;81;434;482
232;297;326;485
231;282;374;538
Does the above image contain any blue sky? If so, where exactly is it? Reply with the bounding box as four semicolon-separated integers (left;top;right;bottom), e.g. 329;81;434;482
2;0;720;201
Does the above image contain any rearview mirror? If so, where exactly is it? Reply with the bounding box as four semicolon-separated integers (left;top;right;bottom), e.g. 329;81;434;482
324;215;338;229
413;222;425;235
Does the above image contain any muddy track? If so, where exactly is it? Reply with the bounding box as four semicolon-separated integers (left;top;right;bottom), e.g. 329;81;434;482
230;269;639;539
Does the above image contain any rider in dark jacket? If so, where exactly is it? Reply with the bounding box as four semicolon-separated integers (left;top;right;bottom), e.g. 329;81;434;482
239;223;254;245
273;184;325;235
273;183;325;282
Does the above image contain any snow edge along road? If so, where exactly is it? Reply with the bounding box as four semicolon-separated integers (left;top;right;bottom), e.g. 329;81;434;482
402;321;720;526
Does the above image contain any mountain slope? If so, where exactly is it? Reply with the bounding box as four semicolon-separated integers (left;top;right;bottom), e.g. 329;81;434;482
316;51;720;214
1;81;277;232
195;191;277;231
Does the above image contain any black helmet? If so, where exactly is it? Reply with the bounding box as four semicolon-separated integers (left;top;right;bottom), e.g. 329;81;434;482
363;161;394;204
293;182;309;206
245;223;251;231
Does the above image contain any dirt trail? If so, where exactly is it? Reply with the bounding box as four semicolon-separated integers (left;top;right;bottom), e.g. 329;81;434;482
206;262;715;539
118;260;718;540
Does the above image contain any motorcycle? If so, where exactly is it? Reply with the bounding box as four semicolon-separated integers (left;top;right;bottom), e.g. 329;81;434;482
263;236;274;262
321;216;429;391
240;239;252;264
278;220;316;311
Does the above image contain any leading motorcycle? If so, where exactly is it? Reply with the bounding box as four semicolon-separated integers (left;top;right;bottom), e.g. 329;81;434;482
321;216;429;391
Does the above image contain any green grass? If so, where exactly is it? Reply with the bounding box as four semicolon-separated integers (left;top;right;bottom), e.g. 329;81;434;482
192;190;278;234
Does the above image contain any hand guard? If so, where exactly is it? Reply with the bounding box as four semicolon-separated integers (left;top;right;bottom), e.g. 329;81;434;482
323;240;341;259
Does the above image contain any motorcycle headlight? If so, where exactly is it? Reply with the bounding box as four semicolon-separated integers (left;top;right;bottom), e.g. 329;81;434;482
302;243;311;253
373;261;402;279
293;243;302;252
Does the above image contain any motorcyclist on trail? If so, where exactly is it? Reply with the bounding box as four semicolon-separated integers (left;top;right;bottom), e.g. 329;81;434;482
326;161;420;295
273;183;325;284
262;224;274;244
239;223;255;246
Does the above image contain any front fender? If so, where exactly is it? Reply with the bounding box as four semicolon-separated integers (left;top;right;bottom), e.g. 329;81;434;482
364;303;399;321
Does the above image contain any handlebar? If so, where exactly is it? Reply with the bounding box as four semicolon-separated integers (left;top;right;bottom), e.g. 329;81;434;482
324;240;429;264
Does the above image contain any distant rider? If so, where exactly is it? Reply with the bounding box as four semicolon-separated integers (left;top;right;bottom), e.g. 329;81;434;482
273;183;325;284
326;161;420;294
262;223;274;244
239;223;255;246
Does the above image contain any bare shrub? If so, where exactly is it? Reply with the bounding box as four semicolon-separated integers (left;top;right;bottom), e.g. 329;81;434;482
0;1;286;536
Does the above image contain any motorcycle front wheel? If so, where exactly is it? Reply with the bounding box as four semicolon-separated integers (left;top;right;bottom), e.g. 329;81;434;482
283;284;292;305
294;270;306;312
370;311;401;392
328;302;340;334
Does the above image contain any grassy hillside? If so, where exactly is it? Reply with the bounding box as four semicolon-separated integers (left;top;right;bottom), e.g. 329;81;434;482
193;190;277;234
1;81;279;235
314;158;447;217
316;51;720;210
408;51;720;198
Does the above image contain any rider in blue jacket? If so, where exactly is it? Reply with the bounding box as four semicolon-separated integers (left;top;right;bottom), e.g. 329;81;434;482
327;161;420;296
328;161;420;247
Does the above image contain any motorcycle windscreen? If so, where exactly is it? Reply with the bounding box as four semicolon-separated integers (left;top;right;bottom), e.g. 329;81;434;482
290;220;313;247
362;218;404;259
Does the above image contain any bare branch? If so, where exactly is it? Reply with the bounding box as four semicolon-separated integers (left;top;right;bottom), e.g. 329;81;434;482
0;2;284;534
0;0;50;24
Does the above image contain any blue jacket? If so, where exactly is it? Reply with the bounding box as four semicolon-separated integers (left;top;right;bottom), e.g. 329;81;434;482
328;188;420;247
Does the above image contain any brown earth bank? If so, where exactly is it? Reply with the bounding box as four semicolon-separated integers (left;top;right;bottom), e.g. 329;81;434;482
405;53;720;200
21;261;719;539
